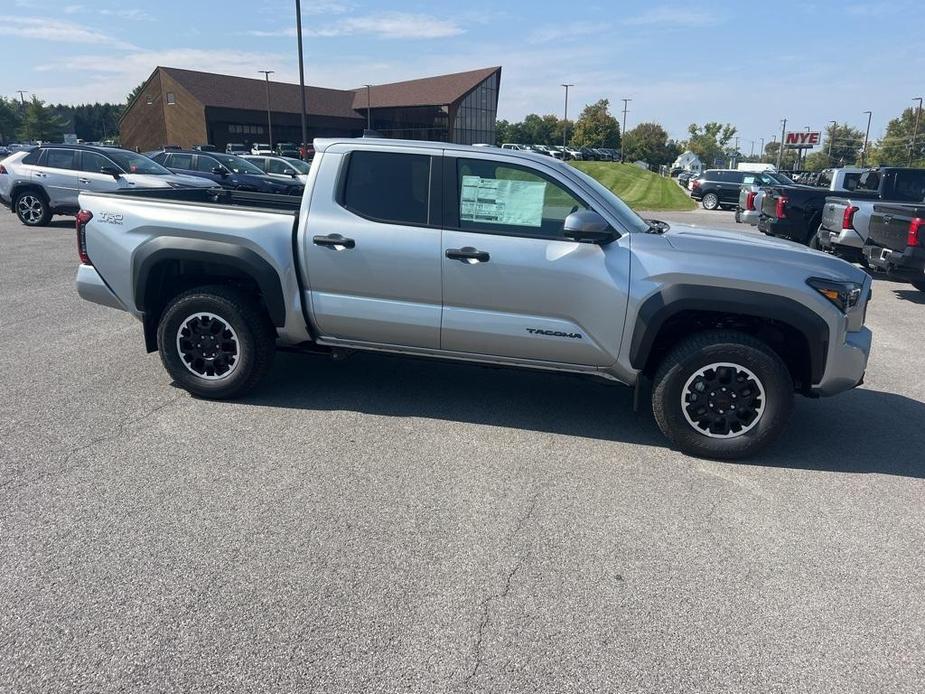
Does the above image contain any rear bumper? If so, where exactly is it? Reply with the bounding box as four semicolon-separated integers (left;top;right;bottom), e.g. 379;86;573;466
863;245;925;281
736;207;760;225
758;214;806;241
813;327;872;396
75;264;126;312
817;226;864;250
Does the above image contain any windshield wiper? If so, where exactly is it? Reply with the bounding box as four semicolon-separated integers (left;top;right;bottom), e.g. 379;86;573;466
645;219;670;234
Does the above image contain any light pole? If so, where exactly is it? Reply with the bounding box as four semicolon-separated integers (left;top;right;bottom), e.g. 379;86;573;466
561;84;573;152
827;120;837;163
295;0;308;158
259;70;275;149
364;84;372;131
860;110;872;167
910;97;923;166
777;118;787;170
620;98;631;162
759;137;765;162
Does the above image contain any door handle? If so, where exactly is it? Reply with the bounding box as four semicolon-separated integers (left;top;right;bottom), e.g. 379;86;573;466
313;233;355;249
78;178;90;184
446;247;490;263
35;172;47;178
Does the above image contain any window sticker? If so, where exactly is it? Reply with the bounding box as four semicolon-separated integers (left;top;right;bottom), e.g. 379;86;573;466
460;175;546;227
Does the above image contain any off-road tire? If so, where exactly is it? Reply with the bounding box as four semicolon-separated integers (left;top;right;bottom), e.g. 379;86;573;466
702;193;720;210
651;331;794;459
157;285;275;399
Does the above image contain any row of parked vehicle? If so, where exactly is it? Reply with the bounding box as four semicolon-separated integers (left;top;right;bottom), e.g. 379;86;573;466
500;143;620;161
682;165;925;294
0;143;310;227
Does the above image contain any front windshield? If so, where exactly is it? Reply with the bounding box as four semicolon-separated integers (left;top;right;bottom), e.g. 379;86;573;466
282;157;311;173
213;153;266;175
568;165;650;234
105;149;172;175
771;172;794;184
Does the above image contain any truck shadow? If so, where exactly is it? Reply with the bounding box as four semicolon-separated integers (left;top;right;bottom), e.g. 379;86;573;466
893;289;925;305
240;351;925;478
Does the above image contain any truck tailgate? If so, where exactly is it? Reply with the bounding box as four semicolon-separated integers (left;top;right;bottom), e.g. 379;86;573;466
868;203;925;250
820;198;851;232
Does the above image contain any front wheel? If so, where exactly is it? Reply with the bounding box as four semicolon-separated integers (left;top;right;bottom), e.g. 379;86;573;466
651;331;794;459
157;285;276;399
701;193;720;210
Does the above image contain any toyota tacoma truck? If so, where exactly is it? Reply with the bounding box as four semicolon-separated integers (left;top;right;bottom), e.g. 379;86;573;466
862;203;925;292
74;138;873;459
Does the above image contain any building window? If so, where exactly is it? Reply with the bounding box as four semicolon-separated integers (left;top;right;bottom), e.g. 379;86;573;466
166;92;176;105
145;95;153;105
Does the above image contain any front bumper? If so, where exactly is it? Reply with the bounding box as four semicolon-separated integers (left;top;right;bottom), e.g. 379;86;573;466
813;327;872;396
75;264;126;312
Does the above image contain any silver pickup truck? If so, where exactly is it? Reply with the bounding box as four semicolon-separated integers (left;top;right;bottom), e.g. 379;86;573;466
75;138;873;459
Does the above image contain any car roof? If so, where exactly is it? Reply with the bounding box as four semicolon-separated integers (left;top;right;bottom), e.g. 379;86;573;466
38;143;134;154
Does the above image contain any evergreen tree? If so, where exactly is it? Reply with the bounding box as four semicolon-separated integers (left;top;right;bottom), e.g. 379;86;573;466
0;96;22;144
18;96;67;142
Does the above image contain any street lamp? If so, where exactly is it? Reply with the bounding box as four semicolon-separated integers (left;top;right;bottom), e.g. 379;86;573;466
827;120;837;162
259;70;275;149
561;84;573;151
910;97;923;166
620;98;631;162
860;110;872;167
364;84;372;131
295;0;308;159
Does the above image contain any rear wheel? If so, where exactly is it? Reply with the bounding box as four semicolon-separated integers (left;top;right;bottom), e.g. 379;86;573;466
157;285;275;399
14;190;51;226
702;193;720;210
651;331;794;459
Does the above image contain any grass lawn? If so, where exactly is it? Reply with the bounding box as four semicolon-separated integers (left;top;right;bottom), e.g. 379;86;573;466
572;161;696;212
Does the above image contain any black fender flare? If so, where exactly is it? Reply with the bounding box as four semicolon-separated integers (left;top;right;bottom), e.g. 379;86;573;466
629;284;830;383
132;236;286;327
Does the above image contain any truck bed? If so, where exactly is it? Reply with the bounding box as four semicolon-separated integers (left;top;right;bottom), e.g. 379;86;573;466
100;186;303;214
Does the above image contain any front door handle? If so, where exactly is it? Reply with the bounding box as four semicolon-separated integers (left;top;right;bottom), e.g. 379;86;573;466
78;177;90;184
446;247;490;263
35;172;47;178
313;233;355;249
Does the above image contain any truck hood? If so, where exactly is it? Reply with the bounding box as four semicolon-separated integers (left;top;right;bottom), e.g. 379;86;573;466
664;223;868;283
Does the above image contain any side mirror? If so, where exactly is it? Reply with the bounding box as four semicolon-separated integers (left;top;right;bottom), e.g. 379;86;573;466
100;165;121;178
563;210;616;244
211;166;229;177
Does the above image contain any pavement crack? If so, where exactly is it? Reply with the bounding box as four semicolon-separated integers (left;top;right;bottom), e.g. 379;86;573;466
464;491;539;687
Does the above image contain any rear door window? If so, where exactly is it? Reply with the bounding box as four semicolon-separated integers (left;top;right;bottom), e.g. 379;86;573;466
341;150;431;226
195;155;220;172
267;159;291;175
79;151;114;173
44;149;76;170
166;153;194;170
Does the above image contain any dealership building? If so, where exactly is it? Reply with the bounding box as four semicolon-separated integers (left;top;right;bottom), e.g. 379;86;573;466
120;65;502;152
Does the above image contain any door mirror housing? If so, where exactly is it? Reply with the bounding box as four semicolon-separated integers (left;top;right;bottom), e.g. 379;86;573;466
211;166;229;177
100;165;121;178
563;210;616;244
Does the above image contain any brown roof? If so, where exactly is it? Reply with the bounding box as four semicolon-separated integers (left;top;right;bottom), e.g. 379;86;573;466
350;66;501;110
152;65;501;118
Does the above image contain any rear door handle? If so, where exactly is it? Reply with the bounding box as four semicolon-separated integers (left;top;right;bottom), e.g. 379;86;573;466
35;172;47;178
446;247;490;263
313;233;355;249
78;178;90;184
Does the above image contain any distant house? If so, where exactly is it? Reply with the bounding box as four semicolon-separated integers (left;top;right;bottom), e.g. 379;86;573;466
672;150;703;174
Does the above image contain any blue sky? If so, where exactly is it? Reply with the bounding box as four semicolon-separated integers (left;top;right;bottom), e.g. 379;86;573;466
1;0;923;146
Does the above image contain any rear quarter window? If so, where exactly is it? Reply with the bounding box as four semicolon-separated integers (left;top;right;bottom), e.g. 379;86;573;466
341;150;431;226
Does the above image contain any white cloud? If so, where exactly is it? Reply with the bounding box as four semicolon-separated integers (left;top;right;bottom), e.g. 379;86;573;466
623;6;717;27
0;15;138;49
528;21;612;44
250;12;464;39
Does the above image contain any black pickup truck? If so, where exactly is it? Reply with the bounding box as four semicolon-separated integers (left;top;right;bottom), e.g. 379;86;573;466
759;167;925;245
863;203;925;292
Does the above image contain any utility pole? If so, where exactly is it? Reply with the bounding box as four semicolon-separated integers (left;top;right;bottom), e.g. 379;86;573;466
777;118;787;170
749;140;755;158
364;85;372;131
620;98;631;162
760;137;765;162
295;0;308;159
861;110;872;167
910;98;923;166
16;90;28;107
827;120;837;163
561;84;573;151
259;70;275;149
733;135;740;167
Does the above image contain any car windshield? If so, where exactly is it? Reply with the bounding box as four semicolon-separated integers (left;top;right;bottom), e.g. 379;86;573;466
771;172;794;184
213;153;266;175
104;149;172;175
282;157;311;173
568;166;651;234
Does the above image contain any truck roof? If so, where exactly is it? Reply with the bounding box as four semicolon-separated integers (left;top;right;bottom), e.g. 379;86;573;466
313;137;562;164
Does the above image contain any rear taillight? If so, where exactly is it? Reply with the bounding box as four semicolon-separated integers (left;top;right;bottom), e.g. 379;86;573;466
0;164;7;175
908;218;924;247
691;179;701;189
76;209;93;265
745;191;756;211
842;205;859;230
775;195;788;220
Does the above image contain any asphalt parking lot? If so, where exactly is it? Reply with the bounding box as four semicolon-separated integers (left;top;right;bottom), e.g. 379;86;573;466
1;211;924;693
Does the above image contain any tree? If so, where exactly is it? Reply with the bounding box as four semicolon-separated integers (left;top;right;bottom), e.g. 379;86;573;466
870;107;925;166
764;141;798;169
684;122;737;167
570;99;620;149
126;81;146;106
819;122;866;167
622;122;675;166
18;96;67;141
0;96;22;144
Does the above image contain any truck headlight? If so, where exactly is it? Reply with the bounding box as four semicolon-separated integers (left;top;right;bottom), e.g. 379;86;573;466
807;277;863;313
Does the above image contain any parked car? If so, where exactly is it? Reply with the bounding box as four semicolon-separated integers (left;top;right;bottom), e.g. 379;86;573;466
762;167;925;245
862;202;925;292
250;143;274;155
275;142;301;158
593;148;614;161
149;149;303;196
74;138;872;459
564;147;583;161
677;171;696;187
299;143;315;160
194;144;217;152
735;171;794;225
691;169;759;210
548;146;567;161
500;143;526;151
226;143;248;155
579;147;600;161
0;144;218;227
0;145;10;160
242;154;311;184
